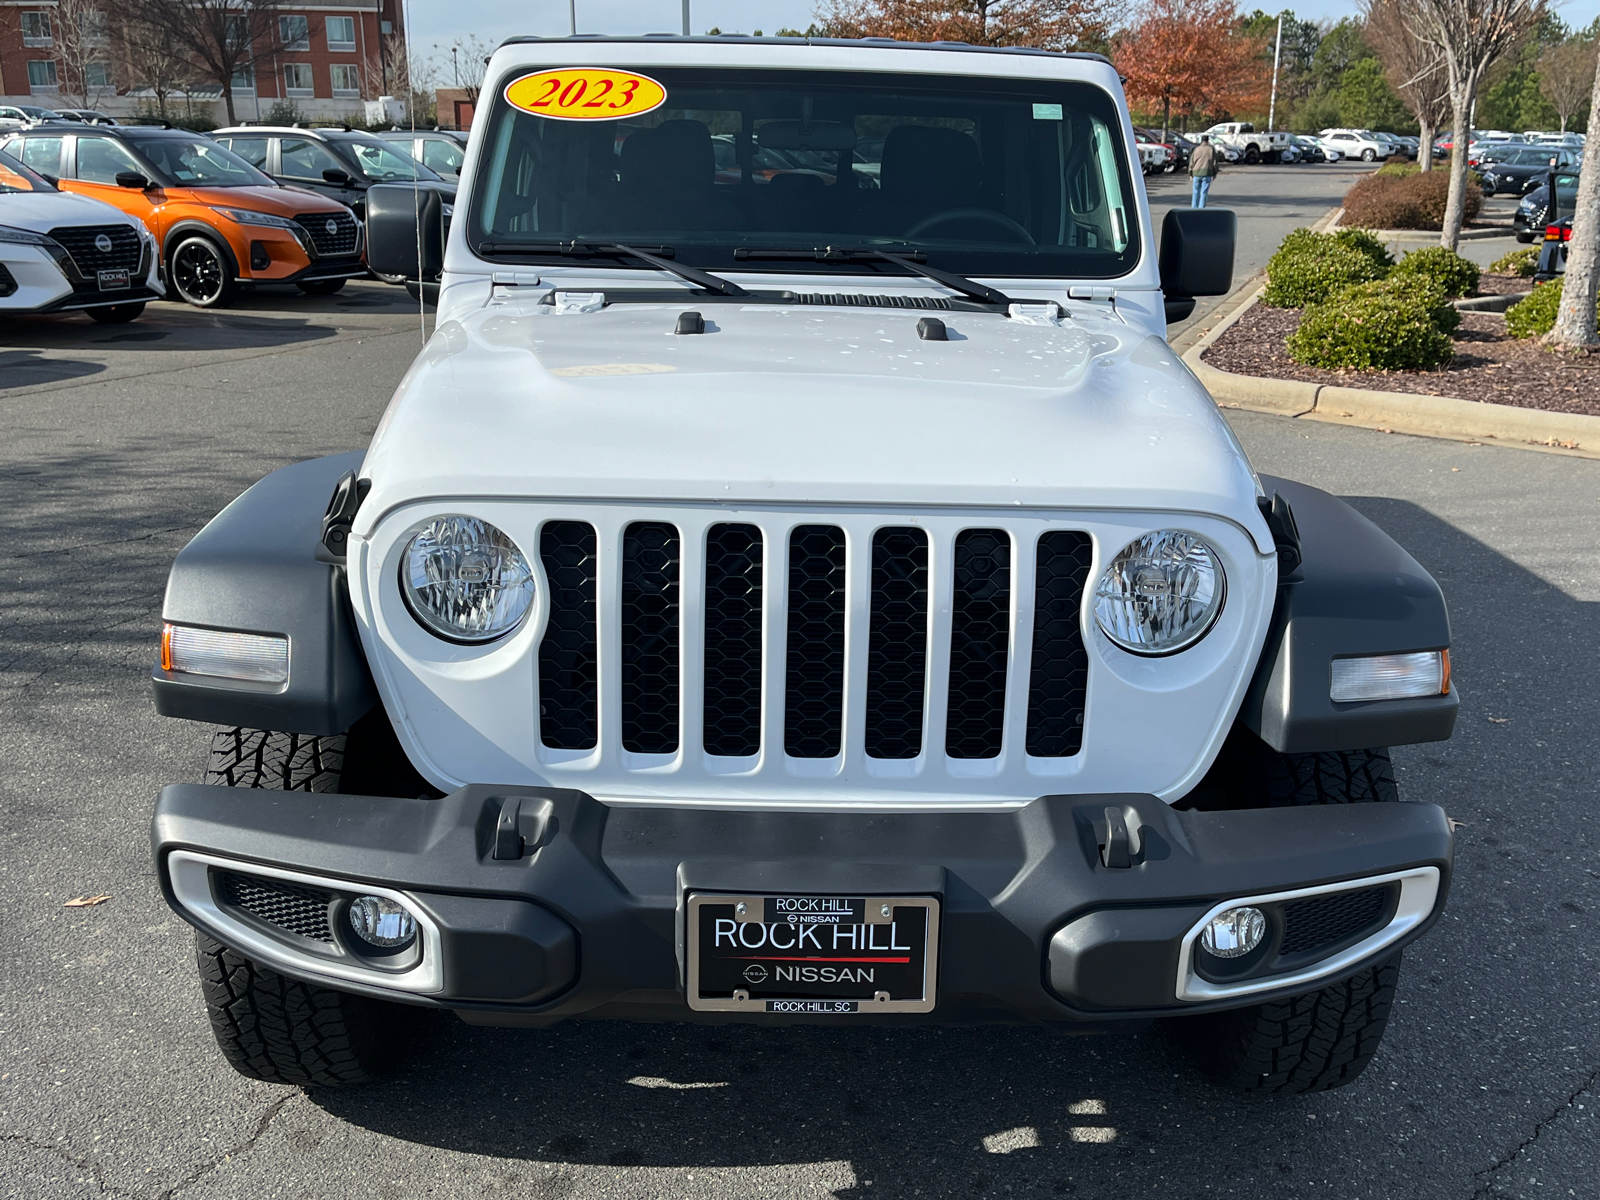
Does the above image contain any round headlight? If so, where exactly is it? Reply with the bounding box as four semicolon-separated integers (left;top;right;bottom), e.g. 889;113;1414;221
400;515;534;643
1093;530;1225;655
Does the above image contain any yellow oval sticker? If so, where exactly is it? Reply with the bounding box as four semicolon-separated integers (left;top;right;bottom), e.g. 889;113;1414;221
504;68;667;121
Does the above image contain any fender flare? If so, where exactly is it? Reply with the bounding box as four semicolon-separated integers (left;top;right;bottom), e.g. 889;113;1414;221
162;220;240;276
1239;476;1458;753
152;453;377;735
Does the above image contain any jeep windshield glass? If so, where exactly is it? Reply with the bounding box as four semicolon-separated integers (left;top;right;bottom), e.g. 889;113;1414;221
470;67;1139;279
136;138;275;188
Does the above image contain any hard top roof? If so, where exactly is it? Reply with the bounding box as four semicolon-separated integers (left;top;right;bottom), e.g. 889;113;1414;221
494;33;1112;68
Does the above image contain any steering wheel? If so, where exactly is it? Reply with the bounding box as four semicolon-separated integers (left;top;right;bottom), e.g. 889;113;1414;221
905;208;1036;245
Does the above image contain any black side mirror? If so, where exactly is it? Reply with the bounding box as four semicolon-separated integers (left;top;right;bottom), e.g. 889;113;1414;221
322;168;352;186
366;183;444;280
1159;208;1236;323
115;170;149;189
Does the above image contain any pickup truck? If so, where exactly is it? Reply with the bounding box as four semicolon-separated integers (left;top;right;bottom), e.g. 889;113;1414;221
149;35;1457;1098
1202;121;1293;164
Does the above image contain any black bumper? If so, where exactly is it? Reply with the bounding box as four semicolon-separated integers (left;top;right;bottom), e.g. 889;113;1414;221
32;284;162;313
152;785;1453;1028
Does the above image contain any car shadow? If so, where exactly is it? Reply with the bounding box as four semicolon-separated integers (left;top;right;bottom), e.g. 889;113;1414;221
0;309;340;358
0;348;106;387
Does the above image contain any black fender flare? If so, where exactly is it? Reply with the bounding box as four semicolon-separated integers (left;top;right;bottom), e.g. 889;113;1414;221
162;221;240;276
1239;476;1458;753
152;453;377;735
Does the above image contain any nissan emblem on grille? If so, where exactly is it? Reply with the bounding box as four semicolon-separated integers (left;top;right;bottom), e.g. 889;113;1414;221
94;234;113;253
325;219;339;236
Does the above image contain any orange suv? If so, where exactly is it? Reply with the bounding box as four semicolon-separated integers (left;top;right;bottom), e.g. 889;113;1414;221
0;123;365;307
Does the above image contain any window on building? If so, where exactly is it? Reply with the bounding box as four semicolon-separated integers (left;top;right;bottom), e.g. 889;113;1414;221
79;9;108;46
279;137;344;180
225;13;250;51
283;64;314;97
85;62;112;88
330;64;360;98
21;11;52;46
232;65;255;91
279;15;309;50
326;16;356;51
74;136;143;184
27;60;59;91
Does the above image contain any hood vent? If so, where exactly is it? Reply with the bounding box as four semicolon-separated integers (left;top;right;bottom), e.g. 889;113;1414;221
789;293;955;309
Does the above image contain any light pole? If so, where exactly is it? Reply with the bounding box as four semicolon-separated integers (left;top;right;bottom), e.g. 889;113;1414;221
682;0;690;36
451;47;459;88
1267;13;1284;133
570;0;576;35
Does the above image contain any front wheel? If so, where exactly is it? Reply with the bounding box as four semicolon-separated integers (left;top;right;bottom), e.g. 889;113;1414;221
297;278;347;296
88;302;145;323
1362;148;1377;162
168;236;237;308
1244;145;1261;164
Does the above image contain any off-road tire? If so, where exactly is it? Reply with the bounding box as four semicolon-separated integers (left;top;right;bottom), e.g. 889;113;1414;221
205;727;345;791
1245;144;1261;164
88;302;145;323
1185;953;1403;1095
1261;747;1399;806
297;278;347;296
197;933;419;1086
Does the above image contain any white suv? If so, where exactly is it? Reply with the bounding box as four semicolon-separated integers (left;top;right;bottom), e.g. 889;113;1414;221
1318;128;1393;161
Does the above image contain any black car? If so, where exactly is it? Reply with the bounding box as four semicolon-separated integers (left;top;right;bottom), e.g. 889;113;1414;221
1514;172;1580;241
1134;127;1189;171
211;124;456;221
1479;146;1579;196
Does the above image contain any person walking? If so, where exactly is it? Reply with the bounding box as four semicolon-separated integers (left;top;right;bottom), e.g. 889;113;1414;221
1189;135;1219;209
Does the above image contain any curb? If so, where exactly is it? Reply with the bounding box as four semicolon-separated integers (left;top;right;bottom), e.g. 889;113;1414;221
1454;292;1529;312
1338;224;1515;241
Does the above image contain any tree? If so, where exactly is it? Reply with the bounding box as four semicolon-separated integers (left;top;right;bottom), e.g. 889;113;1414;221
1538;38;1599;131
1550;47;1600;348
817;0;1120;52
1366;0;1450;170
1113;0;1270;137
53;0;113;109
1337;54;1411;127
110;3;192;120
1398;0;1548;250
112;0;284;126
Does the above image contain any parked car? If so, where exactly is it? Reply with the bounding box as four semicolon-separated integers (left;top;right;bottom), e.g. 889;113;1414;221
1373;132;1413;159
377;129;468;181
1134;128;1188;172
0;123;365;307
0;148;162;322
54;109;117;125
1289;135;1331;163
1479;147;1579;196
1200;120;1292;163
1298;135;1342;162
1318;128;1392;161
1515;172;1581;241
211;124;456;222
153;37;1460;1100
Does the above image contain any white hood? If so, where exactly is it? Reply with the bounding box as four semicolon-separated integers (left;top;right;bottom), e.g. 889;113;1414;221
0;189;143;232
358;296;1271;550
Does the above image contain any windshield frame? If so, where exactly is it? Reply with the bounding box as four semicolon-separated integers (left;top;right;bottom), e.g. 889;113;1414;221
465;63;1143;282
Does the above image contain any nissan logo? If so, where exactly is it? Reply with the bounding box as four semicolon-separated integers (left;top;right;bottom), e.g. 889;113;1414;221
324;219;339;236
94;234;113;253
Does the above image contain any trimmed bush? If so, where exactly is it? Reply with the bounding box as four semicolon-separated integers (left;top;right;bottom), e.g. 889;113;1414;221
1332;227;1395;269
1264;230;1390;307
1374;161;1420;179
1390;245;1480;298
1341;276;1460;336
1340;169;1481;230
1288;287;1454;370
1489;246;1538;277
1505;280;1565;338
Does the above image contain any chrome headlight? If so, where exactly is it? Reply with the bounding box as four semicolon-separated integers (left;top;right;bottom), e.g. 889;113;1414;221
400;516;534;643
1093;531;1225;655
209;206;299;229
0;223;52;245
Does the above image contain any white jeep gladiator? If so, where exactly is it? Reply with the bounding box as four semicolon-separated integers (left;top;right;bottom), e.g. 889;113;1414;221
151;35;1457;1097
1202;121;1293;164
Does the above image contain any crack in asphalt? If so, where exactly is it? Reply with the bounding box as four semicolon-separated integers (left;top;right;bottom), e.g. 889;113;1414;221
1471;1066;1599;1197
159;1094;293;1199
3;1131;144;1198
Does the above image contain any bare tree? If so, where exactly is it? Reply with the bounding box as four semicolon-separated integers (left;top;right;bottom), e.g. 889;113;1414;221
433;34;494;105
54;0;114;109
1365;0;1449;172
114;0;283;126
1537;38;1598;132
1398;0;1547;249
111;3;193;120
1549;48;1600;349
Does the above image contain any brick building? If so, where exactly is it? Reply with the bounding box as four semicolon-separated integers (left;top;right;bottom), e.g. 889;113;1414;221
0;0;409;123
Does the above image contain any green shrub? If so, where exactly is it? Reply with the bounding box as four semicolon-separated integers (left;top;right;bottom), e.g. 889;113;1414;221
1288;287;1454;370
1505;280;1564;337
1340;169;1481;230
1341;276;1460;336
1489;246;1538;277
1332;227;1395;269
1390;245;1480;298
1264;230;1391;307
1374;161;1420;178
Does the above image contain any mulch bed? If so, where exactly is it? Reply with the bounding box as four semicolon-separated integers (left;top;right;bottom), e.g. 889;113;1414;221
1203;276;1600;418
1471;271;1533;296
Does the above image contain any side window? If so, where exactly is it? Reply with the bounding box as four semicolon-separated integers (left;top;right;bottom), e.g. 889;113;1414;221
18;135;63;176
422;139;463;175
74;136;143;184
279;137;344;180
218;136;268;167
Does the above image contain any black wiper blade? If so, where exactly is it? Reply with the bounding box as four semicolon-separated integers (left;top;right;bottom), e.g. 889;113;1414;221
607;242;748;296
477;239;747;296
733;244;1009;306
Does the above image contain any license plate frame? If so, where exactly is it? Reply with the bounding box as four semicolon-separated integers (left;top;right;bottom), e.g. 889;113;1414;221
686;892;939;1014
97;268;130;291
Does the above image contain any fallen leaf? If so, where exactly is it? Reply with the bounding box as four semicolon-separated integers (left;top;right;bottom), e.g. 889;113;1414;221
63;894;111;908
1487;717;1510;724
1447;818;1469;832
1452;467;1460;472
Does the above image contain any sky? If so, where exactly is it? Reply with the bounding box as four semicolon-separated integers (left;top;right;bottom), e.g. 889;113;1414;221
405;0;1600;64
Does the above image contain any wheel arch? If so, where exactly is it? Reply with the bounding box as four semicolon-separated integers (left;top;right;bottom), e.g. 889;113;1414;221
163;220;241;276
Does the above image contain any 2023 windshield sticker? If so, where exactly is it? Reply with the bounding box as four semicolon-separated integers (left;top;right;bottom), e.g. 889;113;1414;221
504;69;668;121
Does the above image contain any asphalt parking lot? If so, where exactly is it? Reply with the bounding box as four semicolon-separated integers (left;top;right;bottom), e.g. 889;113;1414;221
2;167;1597;1199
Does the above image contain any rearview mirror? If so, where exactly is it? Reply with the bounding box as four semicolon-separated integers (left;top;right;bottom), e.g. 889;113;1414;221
322;168;353;186
758;121;857;151
115;170;149;189
1159;208;1235;323
366;183;444;280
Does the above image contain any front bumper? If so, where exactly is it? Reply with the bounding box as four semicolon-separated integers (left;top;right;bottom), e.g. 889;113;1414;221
152;786;1453;1028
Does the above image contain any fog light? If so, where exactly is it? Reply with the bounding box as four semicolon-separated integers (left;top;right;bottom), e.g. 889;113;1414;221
1330;650;1449;702
347;896;417;949
1200;906;1266;959
161;623;288;684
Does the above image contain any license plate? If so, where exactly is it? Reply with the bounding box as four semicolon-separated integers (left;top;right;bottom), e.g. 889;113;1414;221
686;893;939;1013
97;269;130;291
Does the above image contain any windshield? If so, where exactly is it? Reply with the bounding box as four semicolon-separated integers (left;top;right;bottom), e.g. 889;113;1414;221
0;148;55;192
341;138;442;182
471;67;1140;279
137;137;274;187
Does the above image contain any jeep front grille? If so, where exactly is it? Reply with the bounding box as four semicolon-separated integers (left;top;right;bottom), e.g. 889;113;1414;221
533;516;1091;764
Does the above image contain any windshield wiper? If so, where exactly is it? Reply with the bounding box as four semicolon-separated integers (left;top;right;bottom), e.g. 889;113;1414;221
607;242;748;297
476;239;748;296
734;245;1012;307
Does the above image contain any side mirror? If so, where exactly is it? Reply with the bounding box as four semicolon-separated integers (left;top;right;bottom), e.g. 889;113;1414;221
322;168;353;186
1159;208;1235;323
366;183;444;280
115;170;150;189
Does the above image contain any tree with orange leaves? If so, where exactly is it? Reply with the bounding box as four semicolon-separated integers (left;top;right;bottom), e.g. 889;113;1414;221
1113;0;1270;138
817;0;1119;52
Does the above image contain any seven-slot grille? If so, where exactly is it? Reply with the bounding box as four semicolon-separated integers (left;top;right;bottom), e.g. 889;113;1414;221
47;224;141;276
534;519;1091;762
293;211;360;257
